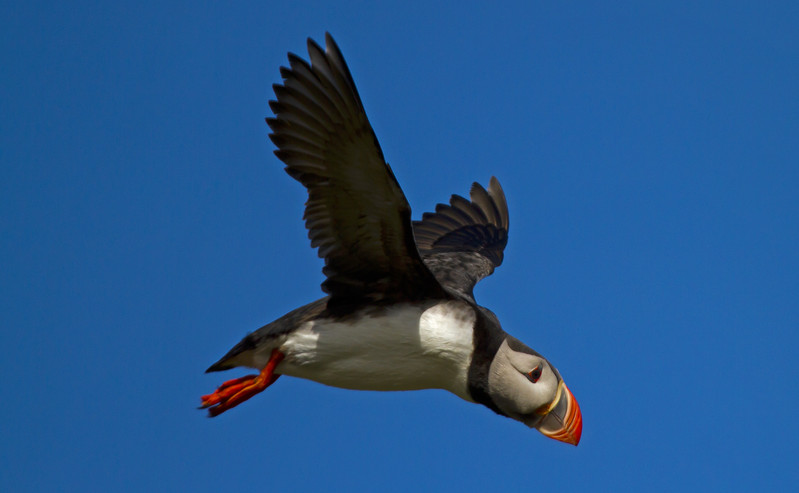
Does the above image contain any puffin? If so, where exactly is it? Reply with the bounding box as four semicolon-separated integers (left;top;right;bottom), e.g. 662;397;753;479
201;33;582;446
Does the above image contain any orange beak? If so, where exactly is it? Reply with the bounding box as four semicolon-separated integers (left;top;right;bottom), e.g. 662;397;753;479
537;383;582;446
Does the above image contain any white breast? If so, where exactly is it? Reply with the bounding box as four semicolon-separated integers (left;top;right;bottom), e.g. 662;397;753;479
274;301;476;400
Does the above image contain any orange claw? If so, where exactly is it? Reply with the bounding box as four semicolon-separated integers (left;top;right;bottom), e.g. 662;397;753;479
201;349;285;417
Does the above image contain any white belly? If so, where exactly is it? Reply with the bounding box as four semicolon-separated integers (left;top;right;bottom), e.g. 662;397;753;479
273;301;475;400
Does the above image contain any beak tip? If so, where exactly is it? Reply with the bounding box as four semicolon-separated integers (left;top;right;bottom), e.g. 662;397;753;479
570;395;583;446
538;383;582;446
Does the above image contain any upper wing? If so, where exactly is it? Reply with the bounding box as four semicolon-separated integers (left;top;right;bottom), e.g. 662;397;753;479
412;177;509;301
266;33;446;312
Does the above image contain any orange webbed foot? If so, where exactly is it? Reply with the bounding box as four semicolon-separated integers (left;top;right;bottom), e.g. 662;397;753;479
200;349;285;417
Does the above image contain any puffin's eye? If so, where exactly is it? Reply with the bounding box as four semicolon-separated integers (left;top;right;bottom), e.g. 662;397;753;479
527;365;542;383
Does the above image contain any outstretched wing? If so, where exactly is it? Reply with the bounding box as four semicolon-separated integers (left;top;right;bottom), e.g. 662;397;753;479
412;177;509;301
266;33;446;313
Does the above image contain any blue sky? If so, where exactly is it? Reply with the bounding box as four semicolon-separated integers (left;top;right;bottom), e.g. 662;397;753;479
2;1;798;491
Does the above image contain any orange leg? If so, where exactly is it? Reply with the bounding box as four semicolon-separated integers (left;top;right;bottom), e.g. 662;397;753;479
200;349;285;417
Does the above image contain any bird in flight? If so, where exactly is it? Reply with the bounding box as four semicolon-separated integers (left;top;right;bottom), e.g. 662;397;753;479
201;33;582;446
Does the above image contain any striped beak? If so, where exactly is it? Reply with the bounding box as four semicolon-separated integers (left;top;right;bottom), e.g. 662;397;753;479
537;383;582;446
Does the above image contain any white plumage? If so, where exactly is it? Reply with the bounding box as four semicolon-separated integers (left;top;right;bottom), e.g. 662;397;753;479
245;302;475;400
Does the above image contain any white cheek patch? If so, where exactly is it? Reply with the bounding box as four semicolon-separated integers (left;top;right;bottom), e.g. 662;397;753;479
488;340;552;417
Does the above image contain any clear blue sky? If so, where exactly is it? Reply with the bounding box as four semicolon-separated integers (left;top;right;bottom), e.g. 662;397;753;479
2;1;798;491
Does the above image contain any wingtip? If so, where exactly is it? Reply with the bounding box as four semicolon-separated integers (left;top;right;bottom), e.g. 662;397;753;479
470;180;487;196
325;32;336;46
471;177;503;199
321;33;353;76
487;176;508;230
306;35;323;57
